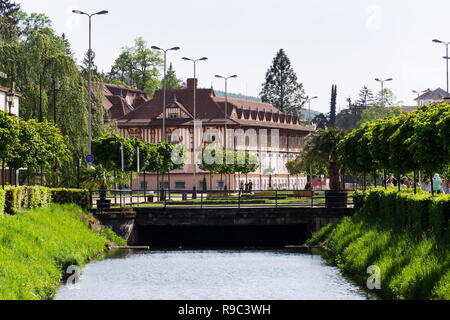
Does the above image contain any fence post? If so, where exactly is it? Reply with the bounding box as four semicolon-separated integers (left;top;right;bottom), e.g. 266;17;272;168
275;190;278;208
238;189;241;210
89;190;93;210
201;189;203;209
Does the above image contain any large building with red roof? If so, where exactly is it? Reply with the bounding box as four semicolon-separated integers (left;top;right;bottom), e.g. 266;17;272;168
109;79;311;191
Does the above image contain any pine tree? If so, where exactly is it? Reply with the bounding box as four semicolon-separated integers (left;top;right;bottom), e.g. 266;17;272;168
0;0;21;41
356;86;374;107
260;49;306;114
329;84;337;126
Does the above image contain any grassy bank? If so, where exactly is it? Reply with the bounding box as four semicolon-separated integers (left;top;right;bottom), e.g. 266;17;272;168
306;188;449;300
0;204;126;300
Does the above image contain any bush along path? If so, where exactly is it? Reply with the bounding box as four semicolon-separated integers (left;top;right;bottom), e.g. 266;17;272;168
0;204;126;300
305;188;449;300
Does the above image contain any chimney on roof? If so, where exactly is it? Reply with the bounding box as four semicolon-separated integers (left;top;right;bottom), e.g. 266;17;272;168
187;78;198;89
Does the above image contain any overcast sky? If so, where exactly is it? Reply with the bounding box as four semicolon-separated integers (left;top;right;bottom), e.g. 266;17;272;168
17;0;450;113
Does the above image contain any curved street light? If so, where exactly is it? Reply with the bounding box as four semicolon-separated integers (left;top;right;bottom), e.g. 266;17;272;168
182;56;208;194
215;74;238;190
72;9;109;165
432;39;450;93
375;78;393;107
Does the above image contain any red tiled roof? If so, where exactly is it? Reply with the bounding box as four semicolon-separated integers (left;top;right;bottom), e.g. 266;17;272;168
106;96;134;119
117;86;310;132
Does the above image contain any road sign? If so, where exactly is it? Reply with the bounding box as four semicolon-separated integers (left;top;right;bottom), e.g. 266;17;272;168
0;72;7;79
86;154;94;163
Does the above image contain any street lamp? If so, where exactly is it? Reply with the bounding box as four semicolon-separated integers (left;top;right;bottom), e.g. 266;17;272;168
72;9;108;165
182;56;208;194
6;89;14;115
375;78;393;107
306;96;318;124
432;39;450;93
152;46;180;194
412;89;430;106
151;46;180;143
215;74;238;190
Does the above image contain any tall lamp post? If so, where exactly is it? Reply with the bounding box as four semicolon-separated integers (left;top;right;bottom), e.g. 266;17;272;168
215;74;238;190
151;46;180;194
375;78;393;107
306;96;318;183
432;39;450;93
151;46;180;143
412;89;430;106
306;96;318;125
182;56;208;194
72;9;108;166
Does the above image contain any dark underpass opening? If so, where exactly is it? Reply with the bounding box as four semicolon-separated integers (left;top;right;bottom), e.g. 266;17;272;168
136;224;308;248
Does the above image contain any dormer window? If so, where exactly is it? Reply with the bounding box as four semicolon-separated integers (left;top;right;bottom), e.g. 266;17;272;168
168;113;178;119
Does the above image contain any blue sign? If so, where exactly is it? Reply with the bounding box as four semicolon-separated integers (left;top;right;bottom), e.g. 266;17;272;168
86;154;94;163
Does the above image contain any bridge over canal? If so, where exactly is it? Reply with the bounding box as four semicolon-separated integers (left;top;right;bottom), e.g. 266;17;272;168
95;206;353;248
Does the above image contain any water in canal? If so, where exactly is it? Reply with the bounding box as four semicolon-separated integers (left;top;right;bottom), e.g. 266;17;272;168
55;250;372;300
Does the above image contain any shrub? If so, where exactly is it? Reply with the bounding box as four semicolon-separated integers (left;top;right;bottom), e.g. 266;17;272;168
312;188;450;299
0;189;5;215
51;189;90;210
2;187;91;214
4;186;27;215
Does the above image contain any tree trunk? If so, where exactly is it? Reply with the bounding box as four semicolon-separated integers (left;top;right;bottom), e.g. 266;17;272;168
328;160;341;190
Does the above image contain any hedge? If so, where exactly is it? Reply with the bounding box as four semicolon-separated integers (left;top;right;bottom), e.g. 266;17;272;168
3;186;90;215
51;189;90;210
0;188;5;215
353;187;450;236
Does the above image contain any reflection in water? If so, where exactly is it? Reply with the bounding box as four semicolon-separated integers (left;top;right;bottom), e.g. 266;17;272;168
56;250;371;300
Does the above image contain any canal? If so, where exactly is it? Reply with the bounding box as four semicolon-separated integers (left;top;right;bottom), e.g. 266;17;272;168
55;249;372;300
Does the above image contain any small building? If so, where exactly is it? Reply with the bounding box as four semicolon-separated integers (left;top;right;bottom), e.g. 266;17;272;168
414;88;449;106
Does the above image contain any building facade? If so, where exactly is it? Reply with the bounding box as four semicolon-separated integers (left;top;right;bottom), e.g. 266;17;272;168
111;79;311;191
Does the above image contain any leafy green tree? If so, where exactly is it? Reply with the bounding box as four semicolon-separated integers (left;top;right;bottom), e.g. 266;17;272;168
338;122;377;175
374;88;400;107
0;111;19;166
92;135;135;171
260;49;306;114
108;37;162;96
359;105;402;126
369;117;403;173
8;118;42;174
409;104;450;178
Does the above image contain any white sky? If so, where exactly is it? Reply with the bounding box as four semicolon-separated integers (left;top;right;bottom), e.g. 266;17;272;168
17;0;450;113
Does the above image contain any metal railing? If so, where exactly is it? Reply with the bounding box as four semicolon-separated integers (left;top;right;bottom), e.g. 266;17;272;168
90;188;354;210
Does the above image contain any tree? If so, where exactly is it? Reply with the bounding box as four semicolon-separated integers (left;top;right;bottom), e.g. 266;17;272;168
260;49;306;114
374;88;399;107
163;63;181;89
409;104;450;180
0;112;19;177
108;37;163;96
312;113;328;129
356;86;374;108
329;84;337;127
299;127;345;190
0;0;21;42
92;135;135;171
359;105;402;126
